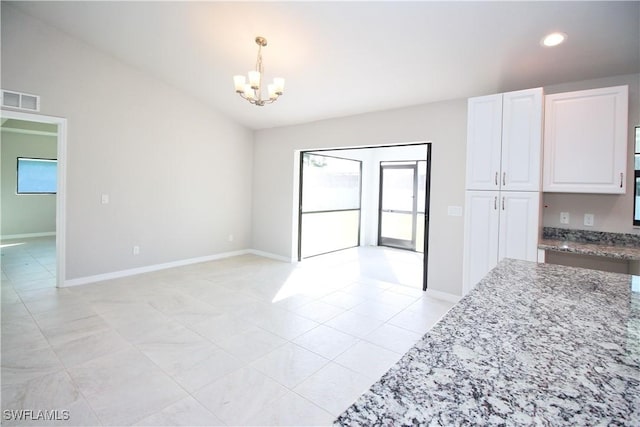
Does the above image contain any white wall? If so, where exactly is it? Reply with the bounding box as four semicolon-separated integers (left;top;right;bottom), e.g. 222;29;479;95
253;100;467;296
1;130;57;237
542;73;640;234
1;5;254;280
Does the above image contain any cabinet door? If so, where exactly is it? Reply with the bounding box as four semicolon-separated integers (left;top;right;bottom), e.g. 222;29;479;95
462;191;500;294
466;94;503;190
543;85;628;194
498;192;540;262
501;88;543;191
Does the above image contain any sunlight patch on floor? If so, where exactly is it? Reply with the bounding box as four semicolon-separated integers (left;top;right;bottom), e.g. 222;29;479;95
0;242;25;249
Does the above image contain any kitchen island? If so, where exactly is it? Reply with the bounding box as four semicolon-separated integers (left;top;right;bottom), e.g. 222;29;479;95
335;259;639;426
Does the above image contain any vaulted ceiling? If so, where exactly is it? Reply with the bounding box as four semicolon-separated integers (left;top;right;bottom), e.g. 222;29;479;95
8;1;640;130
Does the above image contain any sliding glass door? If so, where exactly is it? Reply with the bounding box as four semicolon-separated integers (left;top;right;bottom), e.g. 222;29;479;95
299;153;362;259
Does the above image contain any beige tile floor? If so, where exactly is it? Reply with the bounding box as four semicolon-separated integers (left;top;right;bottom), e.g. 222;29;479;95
1;237;455;426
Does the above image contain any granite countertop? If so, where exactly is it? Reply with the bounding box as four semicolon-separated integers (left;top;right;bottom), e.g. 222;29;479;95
335;259;639;426
539;238;640;260
539;227;640;260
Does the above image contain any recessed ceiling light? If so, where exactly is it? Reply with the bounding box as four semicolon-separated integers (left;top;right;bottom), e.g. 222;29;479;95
541;32;567;47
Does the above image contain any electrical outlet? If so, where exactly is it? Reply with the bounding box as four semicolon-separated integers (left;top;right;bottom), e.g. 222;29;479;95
228;234;234;242
560;212;570;224
101;194;109;204
133;245;140;255
584;214;594;227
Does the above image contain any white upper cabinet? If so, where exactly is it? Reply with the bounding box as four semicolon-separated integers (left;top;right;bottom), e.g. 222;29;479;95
465;88;543;191
543;85;628;194
466;94;503;190
501;89;543;191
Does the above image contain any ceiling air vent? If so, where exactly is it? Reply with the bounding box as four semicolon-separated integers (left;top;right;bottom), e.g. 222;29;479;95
1;89;40;112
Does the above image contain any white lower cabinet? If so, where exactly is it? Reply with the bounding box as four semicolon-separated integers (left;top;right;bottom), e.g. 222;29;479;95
462;191;500;294
463;191;540;294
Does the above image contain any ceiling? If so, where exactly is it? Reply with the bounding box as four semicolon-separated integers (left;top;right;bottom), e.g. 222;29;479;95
8;1;640;130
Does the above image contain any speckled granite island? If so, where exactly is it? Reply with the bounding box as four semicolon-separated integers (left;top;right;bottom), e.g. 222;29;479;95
335;259;639;426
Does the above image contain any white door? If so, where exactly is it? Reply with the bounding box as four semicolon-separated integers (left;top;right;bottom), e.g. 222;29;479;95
462;190;500;293
465;94;503;190
498;192;540;262
501;88;543;191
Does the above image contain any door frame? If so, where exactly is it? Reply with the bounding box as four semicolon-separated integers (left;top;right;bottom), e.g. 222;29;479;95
295;142;431;291
422;146;432;291
0;109;67;288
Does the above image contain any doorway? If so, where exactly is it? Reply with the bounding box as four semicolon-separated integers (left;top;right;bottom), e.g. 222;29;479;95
296;143;431;291
0;110;67;288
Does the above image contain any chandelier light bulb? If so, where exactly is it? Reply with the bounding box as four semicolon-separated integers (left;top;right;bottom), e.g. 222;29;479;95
248;71;261;89
233;75;246;93
244;84;255;100
268;84;277;100
273;77;285;95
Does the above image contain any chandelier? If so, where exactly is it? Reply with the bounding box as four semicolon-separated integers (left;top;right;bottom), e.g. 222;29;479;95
233;36;285;106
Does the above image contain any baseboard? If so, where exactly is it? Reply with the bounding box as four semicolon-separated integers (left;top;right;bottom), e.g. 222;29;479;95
247;249;296;263
62;249;251;287
1;231;56;240
425;288;462;303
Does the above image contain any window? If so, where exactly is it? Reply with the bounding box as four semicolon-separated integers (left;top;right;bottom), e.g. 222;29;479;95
17;157;57;194
635;127;640;226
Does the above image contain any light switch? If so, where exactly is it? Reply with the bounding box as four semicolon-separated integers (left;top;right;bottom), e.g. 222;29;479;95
560;212;570;224
447;206;463;217
101;194;109;204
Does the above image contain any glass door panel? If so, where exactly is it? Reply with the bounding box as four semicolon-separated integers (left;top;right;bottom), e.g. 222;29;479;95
301;210;360;259
379;165;417;250
299;153;362;259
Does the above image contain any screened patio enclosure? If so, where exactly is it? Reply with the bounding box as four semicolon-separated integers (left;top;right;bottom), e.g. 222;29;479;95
297;144;431;290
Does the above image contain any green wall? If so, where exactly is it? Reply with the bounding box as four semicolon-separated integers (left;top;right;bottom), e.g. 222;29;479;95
1;128;57;238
